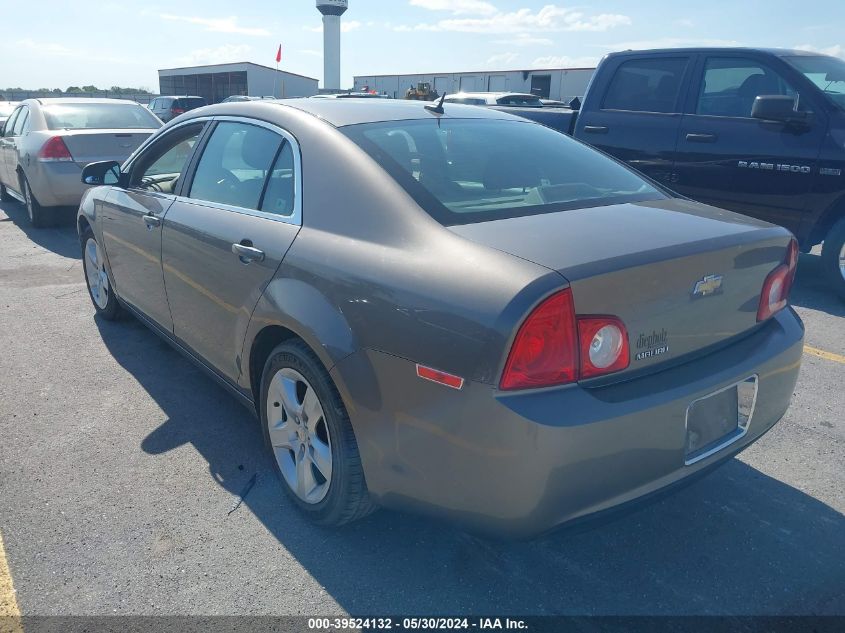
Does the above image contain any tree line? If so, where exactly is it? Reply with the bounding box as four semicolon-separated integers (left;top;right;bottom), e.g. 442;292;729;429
1;86;152;94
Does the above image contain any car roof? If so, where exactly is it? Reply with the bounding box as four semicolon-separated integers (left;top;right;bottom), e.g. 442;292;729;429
157;95;204;99
273;98;517;127
605;46;828;58
25;97;144;106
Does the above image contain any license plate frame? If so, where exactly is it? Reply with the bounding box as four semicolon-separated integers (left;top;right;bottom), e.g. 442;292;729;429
684;375;758;466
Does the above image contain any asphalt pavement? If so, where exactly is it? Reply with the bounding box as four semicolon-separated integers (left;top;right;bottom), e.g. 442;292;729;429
0;199;843;616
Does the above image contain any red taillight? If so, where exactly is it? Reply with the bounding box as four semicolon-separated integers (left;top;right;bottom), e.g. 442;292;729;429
577;316;630;379
757;238;799;322
171;107;185;115
38;136;73;162
500;290;578;390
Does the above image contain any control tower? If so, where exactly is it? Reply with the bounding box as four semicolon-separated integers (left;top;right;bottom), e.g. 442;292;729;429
316;0;348;91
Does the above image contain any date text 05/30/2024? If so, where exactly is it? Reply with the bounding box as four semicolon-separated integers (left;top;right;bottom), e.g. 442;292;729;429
307;617;529;630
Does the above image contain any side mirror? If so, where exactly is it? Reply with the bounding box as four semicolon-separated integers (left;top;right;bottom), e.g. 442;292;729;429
752;95;811;125
82;161;122;186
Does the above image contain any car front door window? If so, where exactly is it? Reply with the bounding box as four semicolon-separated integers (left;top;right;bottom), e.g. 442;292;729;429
130;124;204;194
697;57;799;118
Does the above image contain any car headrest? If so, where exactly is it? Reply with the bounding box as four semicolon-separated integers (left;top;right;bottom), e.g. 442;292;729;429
241;127;281;170
483;159;541;191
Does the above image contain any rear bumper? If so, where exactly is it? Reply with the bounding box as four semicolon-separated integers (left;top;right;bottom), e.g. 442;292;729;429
24;162;89;207
331;308;804;538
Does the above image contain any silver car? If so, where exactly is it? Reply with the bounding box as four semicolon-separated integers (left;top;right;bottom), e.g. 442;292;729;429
0;98;161;227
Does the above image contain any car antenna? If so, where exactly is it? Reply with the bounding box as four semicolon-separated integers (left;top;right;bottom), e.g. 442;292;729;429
425;93;447;115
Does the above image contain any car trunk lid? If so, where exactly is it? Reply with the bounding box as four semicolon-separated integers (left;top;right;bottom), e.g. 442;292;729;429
448;198;792;376
60;129;156;166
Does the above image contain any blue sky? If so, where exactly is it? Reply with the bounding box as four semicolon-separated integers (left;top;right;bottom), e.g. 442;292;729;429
3;0;845;90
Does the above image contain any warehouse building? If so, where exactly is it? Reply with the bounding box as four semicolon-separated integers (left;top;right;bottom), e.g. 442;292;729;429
157;62;319;103
353;66;595;101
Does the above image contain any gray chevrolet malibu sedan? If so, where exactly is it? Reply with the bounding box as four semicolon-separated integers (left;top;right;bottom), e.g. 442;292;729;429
76;99;804;537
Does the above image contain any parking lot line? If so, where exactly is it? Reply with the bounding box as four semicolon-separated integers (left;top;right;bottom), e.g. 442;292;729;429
0;533;21;622
804;345;845;365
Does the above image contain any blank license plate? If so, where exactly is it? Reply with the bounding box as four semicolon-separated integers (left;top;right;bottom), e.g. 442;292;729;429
685;386;739;459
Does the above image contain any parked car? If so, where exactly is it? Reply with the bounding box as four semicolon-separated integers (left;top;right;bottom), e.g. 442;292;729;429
222;96;277;103
509;47;845;299
77;99;803;537
311;92;391;99
0;98;161;226
444;92;577;133
148;96;207;122
0;101;19;130
444;92;544;107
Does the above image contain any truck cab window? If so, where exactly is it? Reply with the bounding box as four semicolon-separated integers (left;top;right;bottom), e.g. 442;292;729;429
602;58;688;113
697;58;798;118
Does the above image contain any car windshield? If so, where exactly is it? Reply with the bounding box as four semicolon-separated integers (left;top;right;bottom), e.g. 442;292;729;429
784;55;845;109
342;118;666;225
43;103;162;130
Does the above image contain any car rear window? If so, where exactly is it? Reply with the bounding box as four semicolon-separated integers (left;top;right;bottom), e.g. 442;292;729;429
342;118;666;225
43;103;162;130
174;98;207;110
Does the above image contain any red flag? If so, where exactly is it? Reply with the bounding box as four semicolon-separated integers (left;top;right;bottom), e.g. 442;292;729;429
275;44;282;64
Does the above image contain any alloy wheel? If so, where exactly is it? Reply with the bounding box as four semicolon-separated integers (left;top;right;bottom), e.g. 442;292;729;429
266;368;332;504
24;181;34;223
84;237;110;310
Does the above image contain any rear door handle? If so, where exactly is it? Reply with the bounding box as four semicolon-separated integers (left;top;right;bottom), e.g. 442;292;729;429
143;214;161;228
686;133;717;143
583;125;609;134
232;241;265;264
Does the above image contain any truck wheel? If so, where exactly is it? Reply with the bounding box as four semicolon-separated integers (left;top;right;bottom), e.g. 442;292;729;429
260;339;376;526
21;175;50;228
822;217;845;300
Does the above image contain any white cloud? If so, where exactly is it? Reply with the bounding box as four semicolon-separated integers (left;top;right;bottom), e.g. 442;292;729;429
159;13;270;36
486;52;519;66
532;54;600;68
494;33;554;47
394;5;630;34
177;44;254;66
8;38;133;65
410;0;498;15
674;19;695;27
795;43;845;58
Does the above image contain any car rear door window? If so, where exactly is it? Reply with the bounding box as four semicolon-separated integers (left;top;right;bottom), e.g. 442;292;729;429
697;57;799;118
188;121;282;210
603;57;689;113
11;107;29;136
259;142;296;217
2;108;21;136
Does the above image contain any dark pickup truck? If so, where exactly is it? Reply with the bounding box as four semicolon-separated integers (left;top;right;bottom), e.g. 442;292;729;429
497;48;845;297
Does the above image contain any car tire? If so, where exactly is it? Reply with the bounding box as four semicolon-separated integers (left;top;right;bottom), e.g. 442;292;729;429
260;339;376;526
21;174;50;228
821;216;845;301
0;182;12;203
81;227;123;320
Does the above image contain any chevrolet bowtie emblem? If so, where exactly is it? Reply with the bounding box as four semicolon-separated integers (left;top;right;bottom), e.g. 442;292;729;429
693;274;724;297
